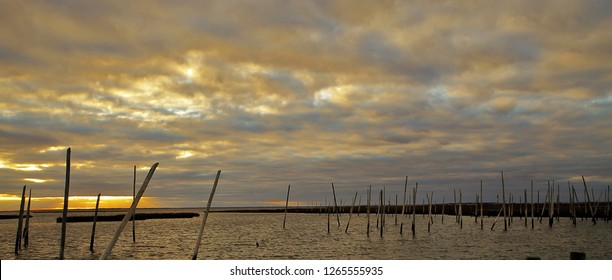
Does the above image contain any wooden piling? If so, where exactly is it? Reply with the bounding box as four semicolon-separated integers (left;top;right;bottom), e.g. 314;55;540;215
100;162;159;260
549;181;554;227
132;165;136;243
89;193;101;252
59;147;71;260
582;176;595;224
531;181;534;229
380;189;384;238
15;185;26;254
283;185;290;229
191;169;221;260
426;192;433;232
345;191;358;233
411;182;418;237
23;189;32;249
501;171;507;231
480;180;484;230
442;196;445;224
459;190;463;229
331;183;340;227
367;186;371;237
524;189;528;227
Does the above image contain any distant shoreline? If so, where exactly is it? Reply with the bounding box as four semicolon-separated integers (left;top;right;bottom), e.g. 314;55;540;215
1;202;609;219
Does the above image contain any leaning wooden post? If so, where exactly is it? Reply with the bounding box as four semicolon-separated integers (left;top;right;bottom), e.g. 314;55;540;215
90;193;101;251
331;183;340;227
100;162;159;260
191;169;221;260
400;176;407;232
132;165;136;243
15;185;26;254
59;147;71;260
23;189;32;249
283;185;291;229
345;191;358;233
581;176;596;224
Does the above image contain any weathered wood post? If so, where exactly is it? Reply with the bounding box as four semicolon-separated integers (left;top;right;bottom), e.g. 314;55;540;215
15;185;26;254
59;147;71;260
23;189;32;249
191;169;221;260
90;193;101;251
100;162;159;260
283;185;291;229
132;165;136;243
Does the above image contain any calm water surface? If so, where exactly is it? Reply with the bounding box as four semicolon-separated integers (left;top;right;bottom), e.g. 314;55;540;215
1;209;610;260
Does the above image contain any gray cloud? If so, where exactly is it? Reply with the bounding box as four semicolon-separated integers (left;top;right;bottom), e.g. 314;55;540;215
0;1;610;210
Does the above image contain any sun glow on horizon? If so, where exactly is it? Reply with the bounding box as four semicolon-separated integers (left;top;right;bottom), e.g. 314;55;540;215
0;194;159;211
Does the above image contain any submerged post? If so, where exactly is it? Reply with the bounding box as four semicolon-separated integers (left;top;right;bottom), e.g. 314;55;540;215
59;147;71;260
283;185;291;229
191;169;221;260
100;162;159;260
15;185;26;254
90;193;101;252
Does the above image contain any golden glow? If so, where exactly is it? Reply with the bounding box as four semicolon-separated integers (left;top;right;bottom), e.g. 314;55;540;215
0;159;53;171
176;150;194;159
0;194;159;211
261;200;302;207
24;178;49;183
185;68;195;77
39;146;66;153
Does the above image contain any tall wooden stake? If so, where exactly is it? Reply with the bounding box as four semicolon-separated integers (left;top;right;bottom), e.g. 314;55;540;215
531;181;534;229
480;180;484;230
132;165;136;243
191;169;221;260
15;185;26;254
582;176;596;224
100;162;159;260
283;185;291;229
59;147;71;260
23;189;32;249
90;193;101;251
331;183;340;227
345;191;358;233
501;171;507;231
367;186;371;237
412;182;418;237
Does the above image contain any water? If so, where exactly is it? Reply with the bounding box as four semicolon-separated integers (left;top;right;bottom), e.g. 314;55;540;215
1;210;610;260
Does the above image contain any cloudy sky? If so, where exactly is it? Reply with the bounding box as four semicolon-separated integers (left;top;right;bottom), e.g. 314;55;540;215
1;0;610;210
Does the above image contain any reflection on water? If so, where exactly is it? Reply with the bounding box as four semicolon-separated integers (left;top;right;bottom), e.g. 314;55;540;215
1;210;610;260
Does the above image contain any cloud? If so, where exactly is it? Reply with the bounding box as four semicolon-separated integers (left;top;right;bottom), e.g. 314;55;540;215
0;1;610;209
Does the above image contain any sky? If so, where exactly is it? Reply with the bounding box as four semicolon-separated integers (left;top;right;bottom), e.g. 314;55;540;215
1;0;611;211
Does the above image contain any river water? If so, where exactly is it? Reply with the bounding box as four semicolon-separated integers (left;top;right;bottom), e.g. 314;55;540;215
1;209;610;260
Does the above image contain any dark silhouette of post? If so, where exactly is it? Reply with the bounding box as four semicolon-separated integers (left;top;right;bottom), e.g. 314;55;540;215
59;147;71;260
